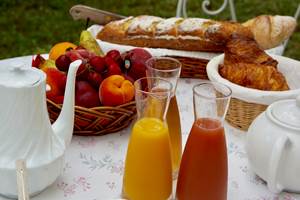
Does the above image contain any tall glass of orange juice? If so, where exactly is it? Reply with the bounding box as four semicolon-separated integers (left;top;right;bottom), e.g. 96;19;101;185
176;82;232;200
123;77;173;200
146;57;182;179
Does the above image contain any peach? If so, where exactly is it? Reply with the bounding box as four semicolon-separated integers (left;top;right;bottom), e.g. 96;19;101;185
99;75;134;106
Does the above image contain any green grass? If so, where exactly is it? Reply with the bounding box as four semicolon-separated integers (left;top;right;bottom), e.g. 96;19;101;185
0;0;299;60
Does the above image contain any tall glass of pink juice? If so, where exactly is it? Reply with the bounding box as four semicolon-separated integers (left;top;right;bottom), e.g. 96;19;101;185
176;82;232;200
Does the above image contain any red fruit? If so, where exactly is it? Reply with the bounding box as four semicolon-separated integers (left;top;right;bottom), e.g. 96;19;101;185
88;71;103;89
76;62;89;80
32;54;46;68
103;56;122;78
55;54;71;72
89;56;106;73
122;48;152;81
44;68;67;97
75;81;101;108
104;56;115;66
75;46;86;50
106;50;123;66
123;74;135;84
65;50;84;62
106;63;122;78
76;49;96;60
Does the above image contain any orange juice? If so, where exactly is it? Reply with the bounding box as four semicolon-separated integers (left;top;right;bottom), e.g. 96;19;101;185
166;95;182;176
123;117;172;200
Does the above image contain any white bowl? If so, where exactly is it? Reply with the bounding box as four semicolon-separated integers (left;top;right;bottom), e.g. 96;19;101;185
206;54;300;105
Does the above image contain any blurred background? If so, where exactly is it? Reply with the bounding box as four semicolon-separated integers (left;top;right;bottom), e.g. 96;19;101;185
0;0;299;60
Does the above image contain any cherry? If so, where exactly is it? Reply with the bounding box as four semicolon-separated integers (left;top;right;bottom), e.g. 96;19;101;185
55;55;71;72
106;50;123;66
89;56;106;73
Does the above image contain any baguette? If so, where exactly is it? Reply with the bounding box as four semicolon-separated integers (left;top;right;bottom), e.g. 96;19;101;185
243;15;297;50
97;15;253;52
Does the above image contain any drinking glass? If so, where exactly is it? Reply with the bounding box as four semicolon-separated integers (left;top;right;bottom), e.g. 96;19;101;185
146;57;182;179
176;82;232;200
123;77;173;200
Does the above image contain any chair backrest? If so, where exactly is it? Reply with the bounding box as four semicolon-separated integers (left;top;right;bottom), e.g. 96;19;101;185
176;0;237;21
176;0;300;55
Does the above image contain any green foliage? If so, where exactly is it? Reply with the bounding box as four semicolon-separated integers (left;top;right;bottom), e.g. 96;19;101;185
0;0;299;60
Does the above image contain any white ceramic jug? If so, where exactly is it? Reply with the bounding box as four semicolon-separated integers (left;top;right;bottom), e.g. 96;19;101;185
0;60;81;198
247;95;300;193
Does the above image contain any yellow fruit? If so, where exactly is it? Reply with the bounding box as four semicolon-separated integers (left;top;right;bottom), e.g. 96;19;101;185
49;42;77;61
79;31;104;56
40;59;57;71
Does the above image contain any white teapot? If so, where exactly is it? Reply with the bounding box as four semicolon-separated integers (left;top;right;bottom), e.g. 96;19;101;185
247;95;300;193
0;60;81;198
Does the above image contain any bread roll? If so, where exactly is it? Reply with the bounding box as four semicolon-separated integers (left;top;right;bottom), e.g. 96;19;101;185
97;15;253;52
243;15;297;49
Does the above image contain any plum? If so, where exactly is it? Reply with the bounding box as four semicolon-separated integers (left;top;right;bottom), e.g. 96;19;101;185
122;48;152;81
75;81;101;108
88;71;103;89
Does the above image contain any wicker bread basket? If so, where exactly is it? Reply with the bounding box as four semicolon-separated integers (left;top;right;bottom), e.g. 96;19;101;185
225;98;267;131
207;54;300;131
47;56;209;136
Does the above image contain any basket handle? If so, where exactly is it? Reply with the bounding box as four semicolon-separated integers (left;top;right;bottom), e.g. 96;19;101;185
69;4;125;25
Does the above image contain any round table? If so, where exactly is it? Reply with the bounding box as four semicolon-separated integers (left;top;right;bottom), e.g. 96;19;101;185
0;56;299;200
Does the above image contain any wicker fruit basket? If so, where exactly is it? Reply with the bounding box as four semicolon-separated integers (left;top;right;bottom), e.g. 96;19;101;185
46;56;209;136
47;99;136;136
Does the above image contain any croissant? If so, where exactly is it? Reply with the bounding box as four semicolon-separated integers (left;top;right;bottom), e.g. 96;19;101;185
219;63;289;91
220;36;289;91
224;36;278;67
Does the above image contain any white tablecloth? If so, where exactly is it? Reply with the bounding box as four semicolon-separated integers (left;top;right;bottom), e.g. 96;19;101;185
0;56;299;200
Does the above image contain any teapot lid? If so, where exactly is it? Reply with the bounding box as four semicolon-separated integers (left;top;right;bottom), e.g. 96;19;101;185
0;63;41;87
269;95;300;129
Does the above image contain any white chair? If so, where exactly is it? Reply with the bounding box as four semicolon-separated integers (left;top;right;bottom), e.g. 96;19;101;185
176;0;300;55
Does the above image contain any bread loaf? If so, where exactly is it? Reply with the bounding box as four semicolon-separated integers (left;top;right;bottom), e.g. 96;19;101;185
97;15;296;52
97;15;253;52
243;15;297;49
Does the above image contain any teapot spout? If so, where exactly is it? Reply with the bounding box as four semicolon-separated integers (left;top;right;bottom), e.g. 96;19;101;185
52;60;81;147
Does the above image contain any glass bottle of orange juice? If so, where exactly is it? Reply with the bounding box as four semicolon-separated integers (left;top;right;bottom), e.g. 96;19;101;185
123;77;173;200
176;82;232;200
146;57;182;179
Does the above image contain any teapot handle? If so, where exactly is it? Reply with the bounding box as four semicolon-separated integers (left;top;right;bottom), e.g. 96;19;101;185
268;135;289;193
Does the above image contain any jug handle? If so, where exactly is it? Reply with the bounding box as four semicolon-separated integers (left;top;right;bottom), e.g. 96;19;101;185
268;135;289;193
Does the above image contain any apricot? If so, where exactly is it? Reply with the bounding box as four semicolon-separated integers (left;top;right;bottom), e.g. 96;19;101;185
99;75;134;106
